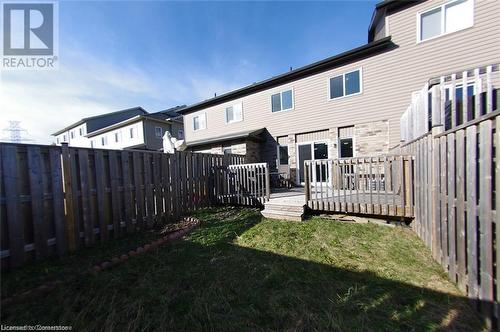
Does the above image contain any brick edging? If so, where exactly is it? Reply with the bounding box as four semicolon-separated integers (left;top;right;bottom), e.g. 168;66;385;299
1;216;201;307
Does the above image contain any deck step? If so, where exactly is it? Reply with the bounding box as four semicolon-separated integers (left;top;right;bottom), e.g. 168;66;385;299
263;203;305;213
261;208;304;221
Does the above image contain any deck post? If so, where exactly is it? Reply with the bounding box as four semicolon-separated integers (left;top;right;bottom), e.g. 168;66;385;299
265;164;270;201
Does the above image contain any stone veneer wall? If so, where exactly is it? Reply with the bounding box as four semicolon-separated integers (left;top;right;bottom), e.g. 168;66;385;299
354;120;390;156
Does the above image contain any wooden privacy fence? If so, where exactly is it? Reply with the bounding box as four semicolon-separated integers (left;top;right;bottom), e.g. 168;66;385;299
400;64;499;326
0;143;270;269
304;156;413;218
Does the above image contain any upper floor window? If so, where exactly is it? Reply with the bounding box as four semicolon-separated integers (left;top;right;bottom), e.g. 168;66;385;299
271;89;293;112
70;131;75;139
418;0;473;42
193;113;207;131
63;135;67;142
329;69;362;100
114;132;121;143
56;138;60;144
178;129;184;139
155;127;163;138
101;136;107;146
225;103;243;123
129;128;134;139
79;128;83;136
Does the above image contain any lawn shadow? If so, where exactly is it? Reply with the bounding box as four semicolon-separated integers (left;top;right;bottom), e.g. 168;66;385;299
1;207;486;331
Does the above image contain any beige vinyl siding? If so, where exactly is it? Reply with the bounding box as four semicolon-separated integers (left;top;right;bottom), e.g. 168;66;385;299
295;130;329;143
184;0;500;149
277;136;288;145
338;126;355;138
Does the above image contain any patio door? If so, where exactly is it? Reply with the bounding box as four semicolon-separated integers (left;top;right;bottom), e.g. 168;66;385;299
297;141;328;185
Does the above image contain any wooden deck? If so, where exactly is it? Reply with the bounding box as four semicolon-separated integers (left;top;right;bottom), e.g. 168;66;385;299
304;156;414;218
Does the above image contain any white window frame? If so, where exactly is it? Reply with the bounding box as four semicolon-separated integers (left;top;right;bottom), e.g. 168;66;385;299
327;68;363;101
271;88;294;113
417;0;474;43
155;126;163;138
225;102;243;124
277;144;289;166
193;113;207;131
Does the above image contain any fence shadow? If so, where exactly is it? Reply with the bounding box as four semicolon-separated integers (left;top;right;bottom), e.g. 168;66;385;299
1;208;486;331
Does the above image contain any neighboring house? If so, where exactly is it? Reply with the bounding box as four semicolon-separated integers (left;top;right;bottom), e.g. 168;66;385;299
52;107;148;148
86;107;185;151
178;0;500;185
52;106;185;150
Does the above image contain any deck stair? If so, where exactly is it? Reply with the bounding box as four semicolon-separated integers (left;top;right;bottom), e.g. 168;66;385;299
261;190;306;221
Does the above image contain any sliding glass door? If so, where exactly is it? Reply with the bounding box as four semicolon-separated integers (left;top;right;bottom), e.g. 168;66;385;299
297;141;328;184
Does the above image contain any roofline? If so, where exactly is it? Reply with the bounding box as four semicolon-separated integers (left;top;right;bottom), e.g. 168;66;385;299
368;0;424;42
178;36;394;115
85;115;171;138
186;128;265;148
51;106;148;136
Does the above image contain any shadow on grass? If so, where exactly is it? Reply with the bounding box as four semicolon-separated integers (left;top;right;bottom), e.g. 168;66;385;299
1;207;485;331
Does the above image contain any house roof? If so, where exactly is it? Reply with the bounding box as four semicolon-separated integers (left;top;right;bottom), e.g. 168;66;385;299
147;105;186;121
368;0;423;42
177;36;394;115
52;106;148;136
186;128;265;148
85;115;171;138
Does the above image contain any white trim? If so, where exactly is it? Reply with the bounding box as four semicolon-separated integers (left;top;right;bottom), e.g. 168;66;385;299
225;102;244;124
327;68;363;101
271;88;295;113
416;0;474;44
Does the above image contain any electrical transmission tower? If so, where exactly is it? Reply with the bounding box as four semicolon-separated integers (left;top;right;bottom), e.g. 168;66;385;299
1;121;31;142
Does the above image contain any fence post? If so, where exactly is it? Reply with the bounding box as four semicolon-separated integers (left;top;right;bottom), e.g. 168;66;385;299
61;143;77;251
430;85;443;261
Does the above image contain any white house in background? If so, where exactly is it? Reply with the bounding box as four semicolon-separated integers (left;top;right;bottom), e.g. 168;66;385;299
52;106;185;151
52;107;148;148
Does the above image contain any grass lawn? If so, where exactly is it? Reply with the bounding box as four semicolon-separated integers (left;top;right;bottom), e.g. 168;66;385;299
1;207;483;331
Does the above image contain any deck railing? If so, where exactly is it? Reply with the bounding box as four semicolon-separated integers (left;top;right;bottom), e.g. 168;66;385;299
304;156;414;218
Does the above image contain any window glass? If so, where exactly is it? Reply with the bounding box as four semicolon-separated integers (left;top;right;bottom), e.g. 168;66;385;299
223;147;232;154
421;7;442;40
279;146;289;165
271;93;281;112
193;114;206;130
345;70;360;95
130;128;134;138
445;0;473;33
155;127;162;138
330;76;344;99
281;90;293;110
339;138;353;158
115;133;120;142
178;129;184;139
226;106;234;123
79;128;83;136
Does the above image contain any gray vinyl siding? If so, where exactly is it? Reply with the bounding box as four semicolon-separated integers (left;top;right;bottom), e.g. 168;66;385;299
184;0;500;149
143;121;172;151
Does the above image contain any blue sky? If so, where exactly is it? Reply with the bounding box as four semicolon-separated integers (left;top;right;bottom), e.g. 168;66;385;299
1;0;378;143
